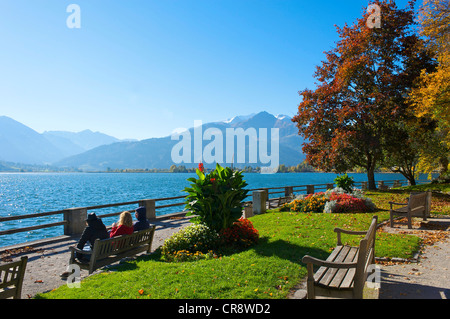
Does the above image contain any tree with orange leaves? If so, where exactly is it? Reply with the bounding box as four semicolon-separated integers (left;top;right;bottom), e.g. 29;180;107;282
292;0;435;189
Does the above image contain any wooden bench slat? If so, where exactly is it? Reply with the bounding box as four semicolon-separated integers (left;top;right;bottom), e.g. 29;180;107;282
317;245;351;287
313;245;345;283
332;246;359;289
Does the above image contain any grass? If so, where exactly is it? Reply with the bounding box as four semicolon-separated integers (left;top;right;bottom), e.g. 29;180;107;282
37;183;449;299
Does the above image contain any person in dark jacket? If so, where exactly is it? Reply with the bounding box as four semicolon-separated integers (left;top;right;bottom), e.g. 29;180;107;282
60;213;108;278
133;206;150;231
77;213;109;251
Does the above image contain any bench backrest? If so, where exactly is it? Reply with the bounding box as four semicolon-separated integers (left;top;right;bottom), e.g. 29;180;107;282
409;192;427;209
0;256;28;299
355;216;378;291
93;226;155;260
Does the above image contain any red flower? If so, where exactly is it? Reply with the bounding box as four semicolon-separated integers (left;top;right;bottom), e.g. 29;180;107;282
220;218;259;248
198;163;204;173
210;178;216;183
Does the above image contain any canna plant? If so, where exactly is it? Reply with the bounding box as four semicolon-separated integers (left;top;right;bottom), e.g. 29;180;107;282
334;174;355;193
184;163;249;233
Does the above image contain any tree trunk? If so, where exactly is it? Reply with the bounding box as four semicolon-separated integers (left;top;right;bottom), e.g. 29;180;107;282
439;157;449;176
367;166;377;190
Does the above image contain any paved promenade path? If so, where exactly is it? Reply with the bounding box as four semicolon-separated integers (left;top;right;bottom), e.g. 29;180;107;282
0;216;193;298
378;218;450;299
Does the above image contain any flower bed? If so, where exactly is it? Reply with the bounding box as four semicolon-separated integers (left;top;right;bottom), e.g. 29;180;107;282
280;187;377;214
220;218;259;249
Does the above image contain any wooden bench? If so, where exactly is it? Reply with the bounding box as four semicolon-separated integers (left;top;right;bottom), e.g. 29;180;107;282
302;216;378;299
389;191;430;229
69;226;156;274
0;256;28;299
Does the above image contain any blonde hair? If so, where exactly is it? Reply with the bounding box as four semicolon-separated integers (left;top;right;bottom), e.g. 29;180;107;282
118;211;133;228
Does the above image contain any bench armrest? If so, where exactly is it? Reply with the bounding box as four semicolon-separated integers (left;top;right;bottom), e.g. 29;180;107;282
334;228;367;235
389;201;407;207
69;246;93;258
334;227;367;245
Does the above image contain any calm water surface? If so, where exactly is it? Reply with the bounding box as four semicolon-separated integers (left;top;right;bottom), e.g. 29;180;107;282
0;172;426;247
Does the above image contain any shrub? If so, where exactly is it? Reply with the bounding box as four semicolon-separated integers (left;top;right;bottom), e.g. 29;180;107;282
281;193;328;213
163;250;218;263
334;174;355;193
323;200;338;214
220;218;259;249
184;163;249;233
328;192;368;213
161;224;220;260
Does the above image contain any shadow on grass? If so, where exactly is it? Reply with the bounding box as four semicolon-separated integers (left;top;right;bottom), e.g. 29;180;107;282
252;236;329;266
109;235;331;274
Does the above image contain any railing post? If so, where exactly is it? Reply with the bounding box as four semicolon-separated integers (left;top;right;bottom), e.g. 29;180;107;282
284;186;293;198
243;205;254;219
252;190;267;215
63;207;87;236
393;180;401;188
378;181;387;190
306;185;314;195
361;182;368;190
326;183;334;190
139;199;156;220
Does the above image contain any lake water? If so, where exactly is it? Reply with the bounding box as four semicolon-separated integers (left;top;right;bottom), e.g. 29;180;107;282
0;172;430;247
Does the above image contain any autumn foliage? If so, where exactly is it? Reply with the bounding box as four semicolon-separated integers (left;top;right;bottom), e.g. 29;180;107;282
292;0;436;188
408;0;450;177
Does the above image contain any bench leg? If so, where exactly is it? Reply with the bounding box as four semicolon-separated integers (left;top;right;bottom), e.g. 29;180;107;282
306;264;316;299
407;217;412;229
389;210;394;228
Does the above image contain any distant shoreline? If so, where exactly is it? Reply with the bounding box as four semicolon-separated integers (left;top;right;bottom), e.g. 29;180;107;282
0;169;420;175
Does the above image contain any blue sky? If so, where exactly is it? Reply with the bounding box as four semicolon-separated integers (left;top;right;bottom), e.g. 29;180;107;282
0;0;416;140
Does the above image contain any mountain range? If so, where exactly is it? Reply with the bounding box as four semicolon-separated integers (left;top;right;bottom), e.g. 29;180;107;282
0;116;124;165
0;112;306;171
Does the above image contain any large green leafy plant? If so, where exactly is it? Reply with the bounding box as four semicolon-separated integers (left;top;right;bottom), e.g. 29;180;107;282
334;174;355;193
184;163;249;233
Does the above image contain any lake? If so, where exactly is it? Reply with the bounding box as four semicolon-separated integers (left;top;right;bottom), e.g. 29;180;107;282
0;172;430;247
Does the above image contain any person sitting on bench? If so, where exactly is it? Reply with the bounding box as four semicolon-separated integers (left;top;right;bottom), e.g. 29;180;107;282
110;211;134;238
133;206;151;231
60;213;108;278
